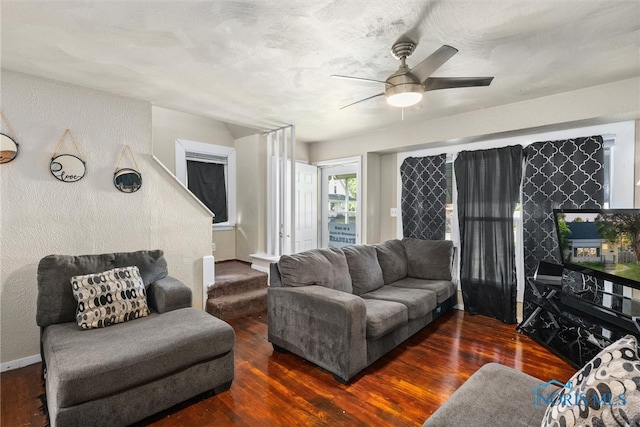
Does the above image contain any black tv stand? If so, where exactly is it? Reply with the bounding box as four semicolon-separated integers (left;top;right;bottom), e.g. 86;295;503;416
518;262;640;368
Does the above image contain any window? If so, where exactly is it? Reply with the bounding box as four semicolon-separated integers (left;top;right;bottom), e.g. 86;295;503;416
445;159;454;240
575;247;599;257
186;159;228;223
175;139;236;230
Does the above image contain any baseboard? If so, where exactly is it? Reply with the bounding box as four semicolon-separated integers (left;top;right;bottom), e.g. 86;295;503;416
1;354;41;372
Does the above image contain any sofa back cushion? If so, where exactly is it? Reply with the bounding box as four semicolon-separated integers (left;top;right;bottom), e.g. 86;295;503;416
277;247;352;293
374;239;408;285
342;245;384;295
37;250;167;328
402;238;453;280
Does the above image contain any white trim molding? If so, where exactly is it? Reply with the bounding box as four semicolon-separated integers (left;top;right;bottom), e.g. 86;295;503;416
1;354;41;372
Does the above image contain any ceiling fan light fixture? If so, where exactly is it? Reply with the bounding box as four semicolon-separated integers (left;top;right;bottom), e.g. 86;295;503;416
385;83;424;107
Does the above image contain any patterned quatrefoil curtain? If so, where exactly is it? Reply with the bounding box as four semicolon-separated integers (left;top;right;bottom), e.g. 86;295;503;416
522;135;605;317
400;155;447;240
522;136;605;277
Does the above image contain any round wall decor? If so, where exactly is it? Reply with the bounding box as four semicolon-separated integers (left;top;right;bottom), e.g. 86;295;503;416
50;154;86;182
50;129;86;183
1;112;20;164
114;145;142;193
114;167;142;193
0;133;19;164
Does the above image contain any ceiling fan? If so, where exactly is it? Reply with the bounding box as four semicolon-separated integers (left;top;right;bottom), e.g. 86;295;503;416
332;42;494;109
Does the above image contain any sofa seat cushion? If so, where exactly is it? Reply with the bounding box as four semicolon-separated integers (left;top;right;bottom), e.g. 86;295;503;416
424;363;557;427
362;299;408;340
361;286;436;320
374;239;408;285
390;277;456;304
42;307;235;408
342;245;384;295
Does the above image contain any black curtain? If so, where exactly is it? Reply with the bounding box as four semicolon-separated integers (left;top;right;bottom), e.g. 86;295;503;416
522;136;604;316
455;145;523;324
522;135;605;277
400;155;447;240
187;160;228;223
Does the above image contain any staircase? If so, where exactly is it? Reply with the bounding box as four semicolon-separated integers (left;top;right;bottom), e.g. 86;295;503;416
206;260;268;320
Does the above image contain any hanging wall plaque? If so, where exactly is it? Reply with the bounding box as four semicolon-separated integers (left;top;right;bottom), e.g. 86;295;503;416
50;129;86;183
114;145;142;193
1;112;20;164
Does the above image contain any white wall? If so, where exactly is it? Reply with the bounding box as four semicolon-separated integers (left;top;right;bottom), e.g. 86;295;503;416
152;106;236;174
0;71;212;369
235;134;267;261
151;106;237;261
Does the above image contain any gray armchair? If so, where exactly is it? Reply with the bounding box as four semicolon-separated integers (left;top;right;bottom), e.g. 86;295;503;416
36;250;235;427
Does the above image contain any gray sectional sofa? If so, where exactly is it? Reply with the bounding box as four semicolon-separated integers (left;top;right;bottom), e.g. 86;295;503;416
268;238;456;382
36;250;236;427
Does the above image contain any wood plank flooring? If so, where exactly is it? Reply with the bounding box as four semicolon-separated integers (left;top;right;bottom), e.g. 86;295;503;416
1;309;576;426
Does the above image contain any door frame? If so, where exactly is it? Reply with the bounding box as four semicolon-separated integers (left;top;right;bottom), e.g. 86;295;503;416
315;156;362;248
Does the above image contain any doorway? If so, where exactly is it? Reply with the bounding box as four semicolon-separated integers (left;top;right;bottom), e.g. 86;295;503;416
319;159;361;248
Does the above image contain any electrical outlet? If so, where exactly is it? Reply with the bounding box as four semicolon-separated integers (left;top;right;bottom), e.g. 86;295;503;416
212;243;216;252
390;208;398;217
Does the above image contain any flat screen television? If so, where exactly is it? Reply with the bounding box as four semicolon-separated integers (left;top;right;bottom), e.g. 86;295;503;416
553;208;640;289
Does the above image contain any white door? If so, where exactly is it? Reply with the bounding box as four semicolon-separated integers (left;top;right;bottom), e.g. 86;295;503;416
293;163;318;252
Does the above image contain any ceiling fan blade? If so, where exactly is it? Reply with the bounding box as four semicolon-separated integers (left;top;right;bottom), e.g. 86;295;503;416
339;92;385;110
331;75;386;85
409;45;458;84
424;76;494;91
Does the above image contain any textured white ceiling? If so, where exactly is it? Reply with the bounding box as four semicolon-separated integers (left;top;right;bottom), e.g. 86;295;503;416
2;0;639;142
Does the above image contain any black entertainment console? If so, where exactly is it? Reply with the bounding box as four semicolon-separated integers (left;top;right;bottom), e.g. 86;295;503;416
518;261;640;368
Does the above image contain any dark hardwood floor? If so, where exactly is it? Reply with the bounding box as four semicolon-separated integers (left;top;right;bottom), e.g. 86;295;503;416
1;309;576;426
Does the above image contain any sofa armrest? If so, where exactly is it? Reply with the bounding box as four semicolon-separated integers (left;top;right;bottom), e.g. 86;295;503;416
267;285;367;382
147;276;192;313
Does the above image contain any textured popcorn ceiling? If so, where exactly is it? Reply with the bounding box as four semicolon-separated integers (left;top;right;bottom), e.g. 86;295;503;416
2;0;639;142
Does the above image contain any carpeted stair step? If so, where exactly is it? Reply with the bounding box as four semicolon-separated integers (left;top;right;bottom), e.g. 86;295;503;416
206;288;267;321
208;261;268;298
206;260;268;320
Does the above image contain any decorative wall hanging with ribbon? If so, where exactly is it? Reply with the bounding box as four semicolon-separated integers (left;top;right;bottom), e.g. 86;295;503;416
1;111;20;164
114;145;142;193
50;129;86;183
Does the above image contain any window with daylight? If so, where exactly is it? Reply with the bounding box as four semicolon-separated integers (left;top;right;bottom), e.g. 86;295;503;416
575;247;599;257
175;139;236;229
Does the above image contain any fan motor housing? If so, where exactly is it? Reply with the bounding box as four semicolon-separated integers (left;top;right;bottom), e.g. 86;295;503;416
385;72;423;95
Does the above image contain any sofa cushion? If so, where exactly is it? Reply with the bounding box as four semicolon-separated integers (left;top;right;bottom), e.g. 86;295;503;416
342;245;384;295
71;266;150;329
402;238;453;280
542;334;640;427
362;299;408;340
390;277;456;304
42;307;235;408
361;286;437;320
37;250;167;328
374;239;408;284
278;248;352;293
